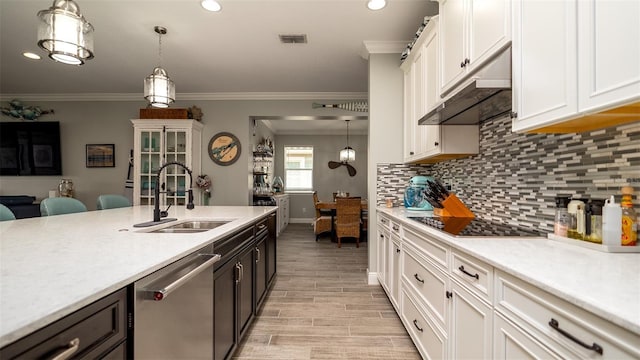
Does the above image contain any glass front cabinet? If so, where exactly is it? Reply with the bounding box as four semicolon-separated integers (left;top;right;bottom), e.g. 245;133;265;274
131;119;203;206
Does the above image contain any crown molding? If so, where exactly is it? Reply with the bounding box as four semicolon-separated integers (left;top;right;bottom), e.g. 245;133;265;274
360;40;407;59
0;92;368;102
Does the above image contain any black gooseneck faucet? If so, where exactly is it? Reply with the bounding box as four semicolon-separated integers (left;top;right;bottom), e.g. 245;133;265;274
134;161;194;227
153;161;195;222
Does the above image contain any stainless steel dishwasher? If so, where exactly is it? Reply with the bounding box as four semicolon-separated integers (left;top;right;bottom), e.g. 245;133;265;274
134;243;220;359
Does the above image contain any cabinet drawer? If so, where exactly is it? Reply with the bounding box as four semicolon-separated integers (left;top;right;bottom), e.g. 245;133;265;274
378;214;391;229
1;288;127;359
494;312;562;360
495;270;640;359
451;249;493;305
401;289;446;360
402;243;448;330
390;220;401;237
403;224;449;270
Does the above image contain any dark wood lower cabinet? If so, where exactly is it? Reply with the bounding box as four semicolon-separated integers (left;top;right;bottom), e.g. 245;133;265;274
214;256;238;360
213;213;278;360
238;243;255;338
0;288;128;360
255;233;268;307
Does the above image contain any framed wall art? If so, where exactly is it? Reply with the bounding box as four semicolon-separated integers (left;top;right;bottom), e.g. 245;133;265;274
86;144;115;168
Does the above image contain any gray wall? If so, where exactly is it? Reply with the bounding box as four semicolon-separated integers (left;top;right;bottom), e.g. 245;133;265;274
273;134;368;220
0;98;358;209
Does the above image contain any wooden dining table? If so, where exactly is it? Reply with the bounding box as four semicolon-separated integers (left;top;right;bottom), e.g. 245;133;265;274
315;199;368;211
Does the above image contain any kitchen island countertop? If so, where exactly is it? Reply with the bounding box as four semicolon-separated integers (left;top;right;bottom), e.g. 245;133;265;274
378;207;640;336
0;205;276;348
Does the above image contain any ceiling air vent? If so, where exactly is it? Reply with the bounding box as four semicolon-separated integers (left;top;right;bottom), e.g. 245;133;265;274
279;34;308;44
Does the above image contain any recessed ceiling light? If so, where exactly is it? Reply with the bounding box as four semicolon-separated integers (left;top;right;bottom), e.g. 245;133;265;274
367;0;387;10
23;52;41;60
201;0;221;12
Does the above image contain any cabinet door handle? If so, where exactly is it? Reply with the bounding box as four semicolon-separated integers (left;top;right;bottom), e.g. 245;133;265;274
460;61;466;68
446;291;452;299
458;265;479;280
414;273;425;284
380;234;384;239
50;338;80;360
549;318;603;355
235;263;241;284
510;111;518;119
256;248;261;263
239;263;244;282
434;142;439;146
258;224;267;231
392;225;399;231
396;248;401;254
464;58;470;65
413;319;424;332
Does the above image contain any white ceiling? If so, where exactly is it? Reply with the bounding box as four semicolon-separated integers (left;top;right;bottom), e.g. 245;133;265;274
0;0;438;133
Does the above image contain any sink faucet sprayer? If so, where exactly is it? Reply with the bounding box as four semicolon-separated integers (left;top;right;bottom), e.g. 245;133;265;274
134;161;194;227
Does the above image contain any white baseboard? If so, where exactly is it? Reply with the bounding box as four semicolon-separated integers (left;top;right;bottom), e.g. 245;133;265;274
290;217;314;224
367;271;379;285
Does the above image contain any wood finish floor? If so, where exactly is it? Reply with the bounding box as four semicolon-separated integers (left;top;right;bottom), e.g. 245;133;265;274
233;224;420;360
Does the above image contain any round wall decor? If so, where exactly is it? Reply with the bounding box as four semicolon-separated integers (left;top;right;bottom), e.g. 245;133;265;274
208;132;241;166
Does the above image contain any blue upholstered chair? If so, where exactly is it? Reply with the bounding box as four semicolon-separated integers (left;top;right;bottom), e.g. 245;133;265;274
40;198;87;216
0;204;16;221
96;194;131;210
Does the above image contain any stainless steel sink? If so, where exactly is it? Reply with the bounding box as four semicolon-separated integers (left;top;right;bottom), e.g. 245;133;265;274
148;220;232;233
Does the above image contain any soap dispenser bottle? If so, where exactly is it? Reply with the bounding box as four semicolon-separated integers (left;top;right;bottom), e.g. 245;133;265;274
602;196;622;246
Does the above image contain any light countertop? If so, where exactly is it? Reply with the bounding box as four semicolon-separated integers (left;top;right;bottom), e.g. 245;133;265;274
377;207;640;335
0;205;276;348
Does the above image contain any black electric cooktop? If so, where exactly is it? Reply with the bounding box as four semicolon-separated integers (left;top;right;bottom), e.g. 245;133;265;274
408;216;544;237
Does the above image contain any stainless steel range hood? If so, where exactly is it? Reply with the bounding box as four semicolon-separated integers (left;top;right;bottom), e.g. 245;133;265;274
419;47;512;125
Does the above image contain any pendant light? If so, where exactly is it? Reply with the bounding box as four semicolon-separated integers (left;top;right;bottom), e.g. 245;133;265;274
339;120;355;162
37;0;94;65
367;0;387;10
144;26;175;108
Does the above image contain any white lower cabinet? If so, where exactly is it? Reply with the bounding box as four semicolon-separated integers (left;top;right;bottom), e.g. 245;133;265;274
494;312;563;359
390;237;401;311
401;288;447;360
495;270;640;359
274;194;289;236
380;210;640;360
376;215;391;290
449;280;493;359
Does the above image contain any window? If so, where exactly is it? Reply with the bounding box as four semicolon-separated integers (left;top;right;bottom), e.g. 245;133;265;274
284;146;313;190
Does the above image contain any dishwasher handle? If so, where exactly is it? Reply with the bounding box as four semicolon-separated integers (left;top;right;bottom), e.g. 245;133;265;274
147;254;221;301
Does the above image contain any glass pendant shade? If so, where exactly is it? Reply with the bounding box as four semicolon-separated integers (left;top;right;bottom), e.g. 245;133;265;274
144;67;175;108
367;0;387;10
340;147;355;162
37;0;94;65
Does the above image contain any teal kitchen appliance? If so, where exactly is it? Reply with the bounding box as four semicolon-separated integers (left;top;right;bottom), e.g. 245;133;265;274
404;176;434;211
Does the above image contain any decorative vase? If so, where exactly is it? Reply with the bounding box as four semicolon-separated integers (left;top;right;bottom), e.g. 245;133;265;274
272;176;284;193
58;179;74;198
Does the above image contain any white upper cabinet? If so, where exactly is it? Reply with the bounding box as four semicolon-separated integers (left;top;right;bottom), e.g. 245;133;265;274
402;16;478;164
439;0;511;96
511;0;578;129
577;0;640;113
512;0;640;133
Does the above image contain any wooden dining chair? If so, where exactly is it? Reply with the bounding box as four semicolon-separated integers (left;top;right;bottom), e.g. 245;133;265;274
334;197;362;248
313;191;332;217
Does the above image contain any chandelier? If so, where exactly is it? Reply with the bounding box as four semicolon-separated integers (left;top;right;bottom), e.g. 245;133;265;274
144;26;175;108
37;0;94;65
339;120;355;162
